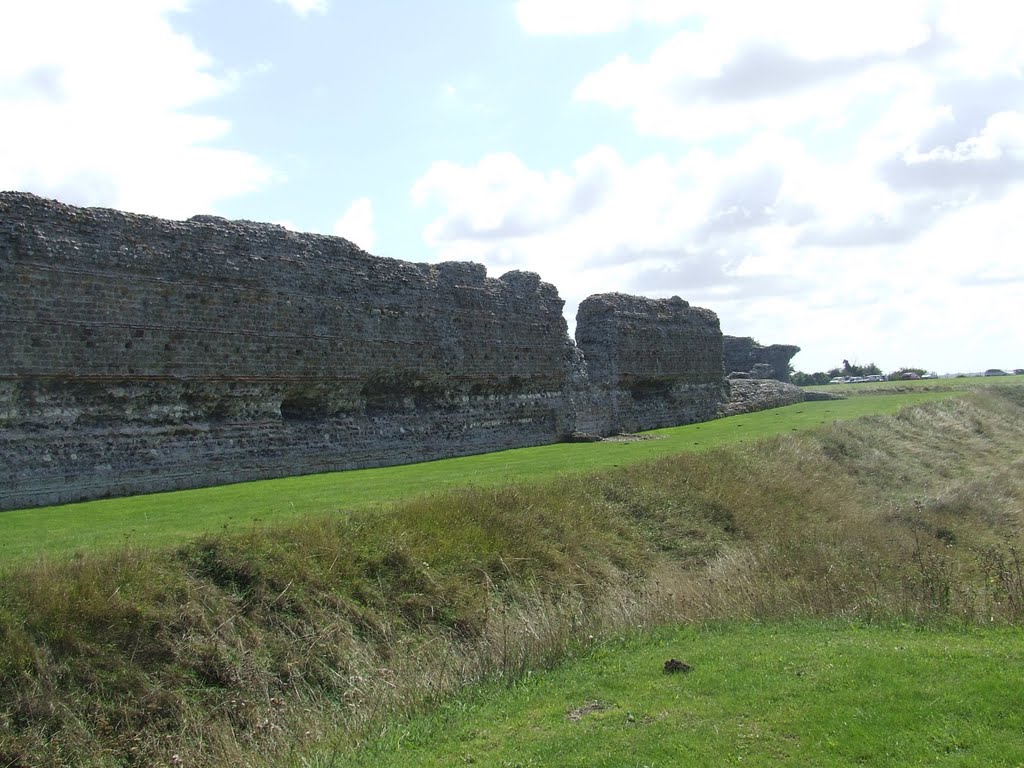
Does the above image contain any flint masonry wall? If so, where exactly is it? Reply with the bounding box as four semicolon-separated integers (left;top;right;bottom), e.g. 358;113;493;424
1;193;772;511
1;193;583;510
575;294;725;434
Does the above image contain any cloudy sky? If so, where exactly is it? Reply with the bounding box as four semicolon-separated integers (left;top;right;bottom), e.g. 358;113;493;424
2;0;1022;374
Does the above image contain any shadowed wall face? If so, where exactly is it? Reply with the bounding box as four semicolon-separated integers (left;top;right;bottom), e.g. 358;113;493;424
575;293;726;434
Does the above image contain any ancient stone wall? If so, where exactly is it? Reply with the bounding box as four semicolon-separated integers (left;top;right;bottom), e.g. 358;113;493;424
1;193;580;510
575;294;725;434
719;379;807;417
0;193;800;511
723;336;800;382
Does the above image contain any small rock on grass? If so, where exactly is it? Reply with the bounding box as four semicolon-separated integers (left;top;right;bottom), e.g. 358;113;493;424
663;658;691;674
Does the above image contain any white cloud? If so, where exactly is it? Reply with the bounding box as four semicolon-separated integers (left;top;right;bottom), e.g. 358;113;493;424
572;2;939;142
413;149;621;241
414;143;810;330
273;0;329;18
516;0;940;44
456;0;1023;372
568;1;1024;147
0;0;272;219
515;0;690;36
900;110;1024;169
334;198;376;250
935;1;1024;77
414;121;1024;371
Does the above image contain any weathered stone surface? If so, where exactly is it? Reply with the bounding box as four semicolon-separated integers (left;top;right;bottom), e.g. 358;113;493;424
719;379;807;417
723;336;800;382
718;379;842;417
575;293;725;434
0;193;802;510
1;193;582;509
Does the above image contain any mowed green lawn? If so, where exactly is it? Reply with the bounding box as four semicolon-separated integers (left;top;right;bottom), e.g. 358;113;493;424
0;391;952;567
322;622;1024;768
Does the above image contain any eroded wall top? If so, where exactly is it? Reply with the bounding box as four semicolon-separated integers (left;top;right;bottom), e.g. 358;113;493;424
723;335;800;382
575;293;724;388
0;192;571;394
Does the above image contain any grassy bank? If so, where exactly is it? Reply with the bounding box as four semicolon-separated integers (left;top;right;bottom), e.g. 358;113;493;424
0;391;951;568
326;622;1024;767
1;385;1022;766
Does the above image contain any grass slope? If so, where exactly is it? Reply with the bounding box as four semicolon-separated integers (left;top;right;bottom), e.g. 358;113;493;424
330;622;1024;767
0;391;950;568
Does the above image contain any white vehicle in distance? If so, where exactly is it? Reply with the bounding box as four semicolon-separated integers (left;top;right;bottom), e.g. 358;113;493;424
828;376;849;384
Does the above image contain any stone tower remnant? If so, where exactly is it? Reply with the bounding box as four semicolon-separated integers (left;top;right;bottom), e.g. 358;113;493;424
574;293;725;434
723;336;800;382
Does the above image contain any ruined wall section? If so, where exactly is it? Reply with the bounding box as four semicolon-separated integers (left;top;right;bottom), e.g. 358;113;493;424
720;379;843;417
575;294;725;434
723;336;800;382
0;194;784;511
719;379;807;417
1;194;570;389
0;193;577;510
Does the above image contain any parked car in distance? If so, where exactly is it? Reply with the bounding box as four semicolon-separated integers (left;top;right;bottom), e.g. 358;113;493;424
828;376;849;384
901;372;922;380
985;369;1009;376
866;374;886;382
